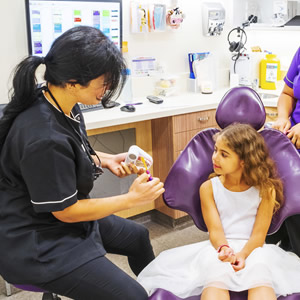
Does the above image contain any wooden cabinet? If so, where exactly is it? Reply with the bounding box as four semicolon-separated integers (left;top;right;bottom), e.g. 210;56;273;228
265;107;278;123
151;109;217;219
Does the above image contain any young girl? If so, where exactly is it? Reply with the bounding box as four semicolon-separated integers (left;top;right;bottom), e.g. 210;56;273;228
137;123;300;299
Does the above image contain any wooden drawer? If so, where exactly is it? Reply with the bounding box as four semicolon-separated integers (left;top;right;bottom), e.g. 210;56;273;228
173;110;216;133
174;129;200;152
265;107;278;122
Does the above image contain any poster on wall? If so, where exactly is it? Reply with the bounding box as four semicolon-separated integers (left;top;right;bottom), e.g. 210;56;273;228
25;0;122;56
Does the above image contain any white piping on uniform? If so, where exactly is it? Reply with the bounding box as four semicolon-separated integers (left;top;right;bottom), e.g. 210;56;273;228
285;76;293;85
42;90;80;123
31;190;78;205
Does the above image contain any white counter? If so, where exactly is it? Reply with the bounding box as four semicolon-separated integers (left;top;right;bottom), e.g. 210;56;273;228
83;87;279;131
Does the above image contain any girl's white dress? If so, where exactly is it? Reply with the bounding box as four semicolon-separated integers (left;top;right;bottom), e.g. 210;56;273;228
137;176;300;298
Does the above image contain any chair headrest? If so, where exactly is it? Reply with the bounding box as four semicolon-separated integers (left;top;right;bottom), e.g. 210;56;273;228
216;87;266;130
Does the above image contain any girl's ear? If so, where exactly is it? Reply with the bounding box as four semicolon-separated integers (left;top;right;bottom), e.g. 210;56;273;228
240;160;245;168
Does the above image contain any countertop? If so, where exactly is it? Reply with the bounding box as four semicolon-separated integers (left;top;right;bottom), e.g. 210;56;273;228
83;87;280;131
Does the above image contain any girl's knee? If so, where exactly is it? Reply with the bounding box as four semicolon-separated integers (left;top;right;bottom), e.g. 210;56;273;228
248;286;276;300
201;287;230;300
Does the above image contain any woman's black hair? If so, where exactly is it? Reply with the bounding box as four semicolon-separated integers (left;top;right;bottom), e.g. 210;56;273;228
0;26;126;151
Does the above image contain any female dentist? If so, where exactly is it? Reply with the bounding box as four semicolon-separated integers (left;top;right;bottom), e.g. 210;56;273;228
0;26;164;300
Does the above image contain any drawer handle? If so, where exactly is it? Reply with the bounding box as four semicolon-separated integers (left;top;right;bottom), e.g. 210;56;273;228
266;112;278;117
198;116;209;122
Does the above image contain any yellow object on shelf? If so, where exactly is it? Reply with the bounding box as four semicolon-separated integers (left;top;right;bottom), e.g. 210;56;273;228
259;54;280;90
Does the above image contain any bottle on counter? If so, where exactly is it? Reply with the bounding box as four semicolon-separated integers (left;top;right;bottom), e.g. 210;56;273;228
119;68;133;104
259;54;280;90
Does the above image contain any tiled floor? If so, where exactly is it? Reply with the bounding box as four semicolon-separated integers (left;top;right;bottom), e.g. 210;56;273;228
0;217;209;300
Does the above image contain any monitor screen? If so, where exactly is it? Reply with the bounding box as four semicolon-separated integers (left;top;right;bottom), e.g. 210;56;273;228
25;0;122;56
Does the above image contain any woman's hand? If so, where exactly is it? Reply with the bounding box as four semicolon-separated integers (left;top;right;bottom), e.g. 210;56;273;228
231;252;246;272
218;247;236;264
286;123;300;149
127;173;165;207
96;152;144;177
272;117;291;134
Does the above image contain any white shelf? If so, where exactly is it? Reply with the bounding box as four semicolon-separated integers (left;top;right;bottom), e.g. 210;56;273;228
247;24;300;31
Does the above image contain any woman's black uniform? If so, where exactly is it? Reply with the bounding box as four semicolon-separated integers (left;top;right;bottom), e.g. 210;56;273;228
0;90;154;299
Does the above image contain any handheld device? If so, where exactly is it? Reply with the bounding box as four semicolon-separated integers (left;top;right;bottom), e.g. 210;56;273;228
125;145;153;170
120;105;135;112
147;95;164;104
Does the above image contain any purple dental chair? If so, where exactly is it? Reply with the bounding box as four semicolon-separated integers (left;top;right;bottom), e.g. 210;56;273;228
148;87;300;300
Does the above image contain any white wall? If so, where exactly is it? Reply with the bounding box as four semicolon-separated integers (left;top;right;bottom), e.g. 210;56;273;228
1;0;300;104
1;0;28;103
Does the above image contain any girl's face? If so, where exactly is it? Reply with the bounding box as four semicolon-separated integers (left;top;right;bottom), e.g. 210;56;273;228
212;136;244;176
73;75;109;105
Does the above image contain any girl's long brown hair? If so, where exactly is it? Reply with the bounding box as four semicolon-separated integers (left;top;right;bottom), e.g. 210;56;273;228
211;123;283;212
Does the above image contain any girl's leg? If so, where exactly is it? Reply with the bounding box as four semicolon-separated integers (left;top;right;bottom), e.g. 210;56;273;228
201;287;230;300
248;286;276;300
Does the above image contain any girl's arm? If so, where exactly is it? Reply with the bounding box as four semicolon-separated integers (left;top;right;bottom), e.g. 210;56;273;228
200;180;227;248
233;188;275;271
200;180;235;263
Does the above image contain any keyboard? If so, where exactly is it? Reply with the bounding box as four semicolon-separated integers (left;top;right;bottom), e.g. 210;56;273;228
79;101;120;112
79;103;104;112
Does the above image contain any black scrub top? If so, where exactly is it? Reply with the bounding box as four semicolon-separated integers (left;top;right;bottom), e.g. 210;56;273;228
0;90;106;284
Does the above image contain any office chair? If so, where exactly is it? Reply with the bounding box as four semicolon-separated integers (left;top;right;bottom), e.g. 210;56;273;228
11;285;60;300
0;104;61;300
148;87;300;300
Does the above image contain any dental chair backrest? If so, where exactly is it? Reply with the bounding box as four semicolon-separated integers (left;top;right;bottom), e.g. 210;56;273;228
164;86;300;235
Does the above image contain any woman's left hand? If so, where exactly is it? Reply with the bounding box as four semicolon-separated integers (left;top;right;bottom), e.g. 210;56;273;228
104;153;144;178
231;252;245;272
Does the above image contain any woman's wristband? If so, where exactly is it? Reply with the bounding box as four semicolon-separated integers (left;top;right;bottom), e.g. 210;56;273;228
217;244;230;253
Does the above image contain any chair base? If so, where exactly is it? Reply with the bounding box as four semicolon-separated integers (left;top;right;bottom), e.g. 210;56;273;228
42;292;61;300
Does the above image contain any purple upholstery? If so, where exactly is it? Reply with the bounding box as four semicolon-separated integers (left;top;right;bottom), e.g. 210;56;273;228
149;289;248;300
216;86;266;130
148;289;300;300
13;284;46;293
150;87;300;300
261;129;300;233
163;128;218;231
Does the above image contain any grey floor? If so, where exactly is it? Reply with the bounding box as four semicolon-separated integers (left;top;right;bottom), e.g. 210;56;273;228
0;217;209;300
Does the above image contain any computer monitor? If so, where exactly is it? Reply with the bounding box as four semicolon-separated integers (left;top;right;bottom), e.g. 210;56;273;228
25;0;122;56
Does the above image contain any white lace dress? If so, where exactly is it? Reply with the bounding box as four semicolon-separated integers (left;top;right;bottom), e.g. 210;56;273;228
137;177;300;298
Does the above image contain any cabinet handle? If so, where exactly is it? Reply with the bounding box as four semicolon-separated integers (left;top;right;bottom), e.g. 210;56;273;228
198;116;209;122
266;112;278;117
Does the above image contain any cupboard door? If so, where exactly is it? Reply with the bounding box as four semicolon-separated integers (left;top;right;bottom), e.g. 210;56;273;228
173;110;216;133
265;107;278;123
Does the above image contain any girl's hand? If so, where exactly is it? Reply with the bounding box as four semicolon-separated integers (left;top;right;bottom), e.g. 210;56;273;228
218;247;236;264
128;173;165;206
272;117;291;134
231;252;246;272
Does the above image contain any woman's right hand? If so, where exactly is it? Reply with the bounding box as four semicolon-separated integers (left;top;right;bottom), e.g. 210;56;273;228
128;173;165;207
272;117;291;134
